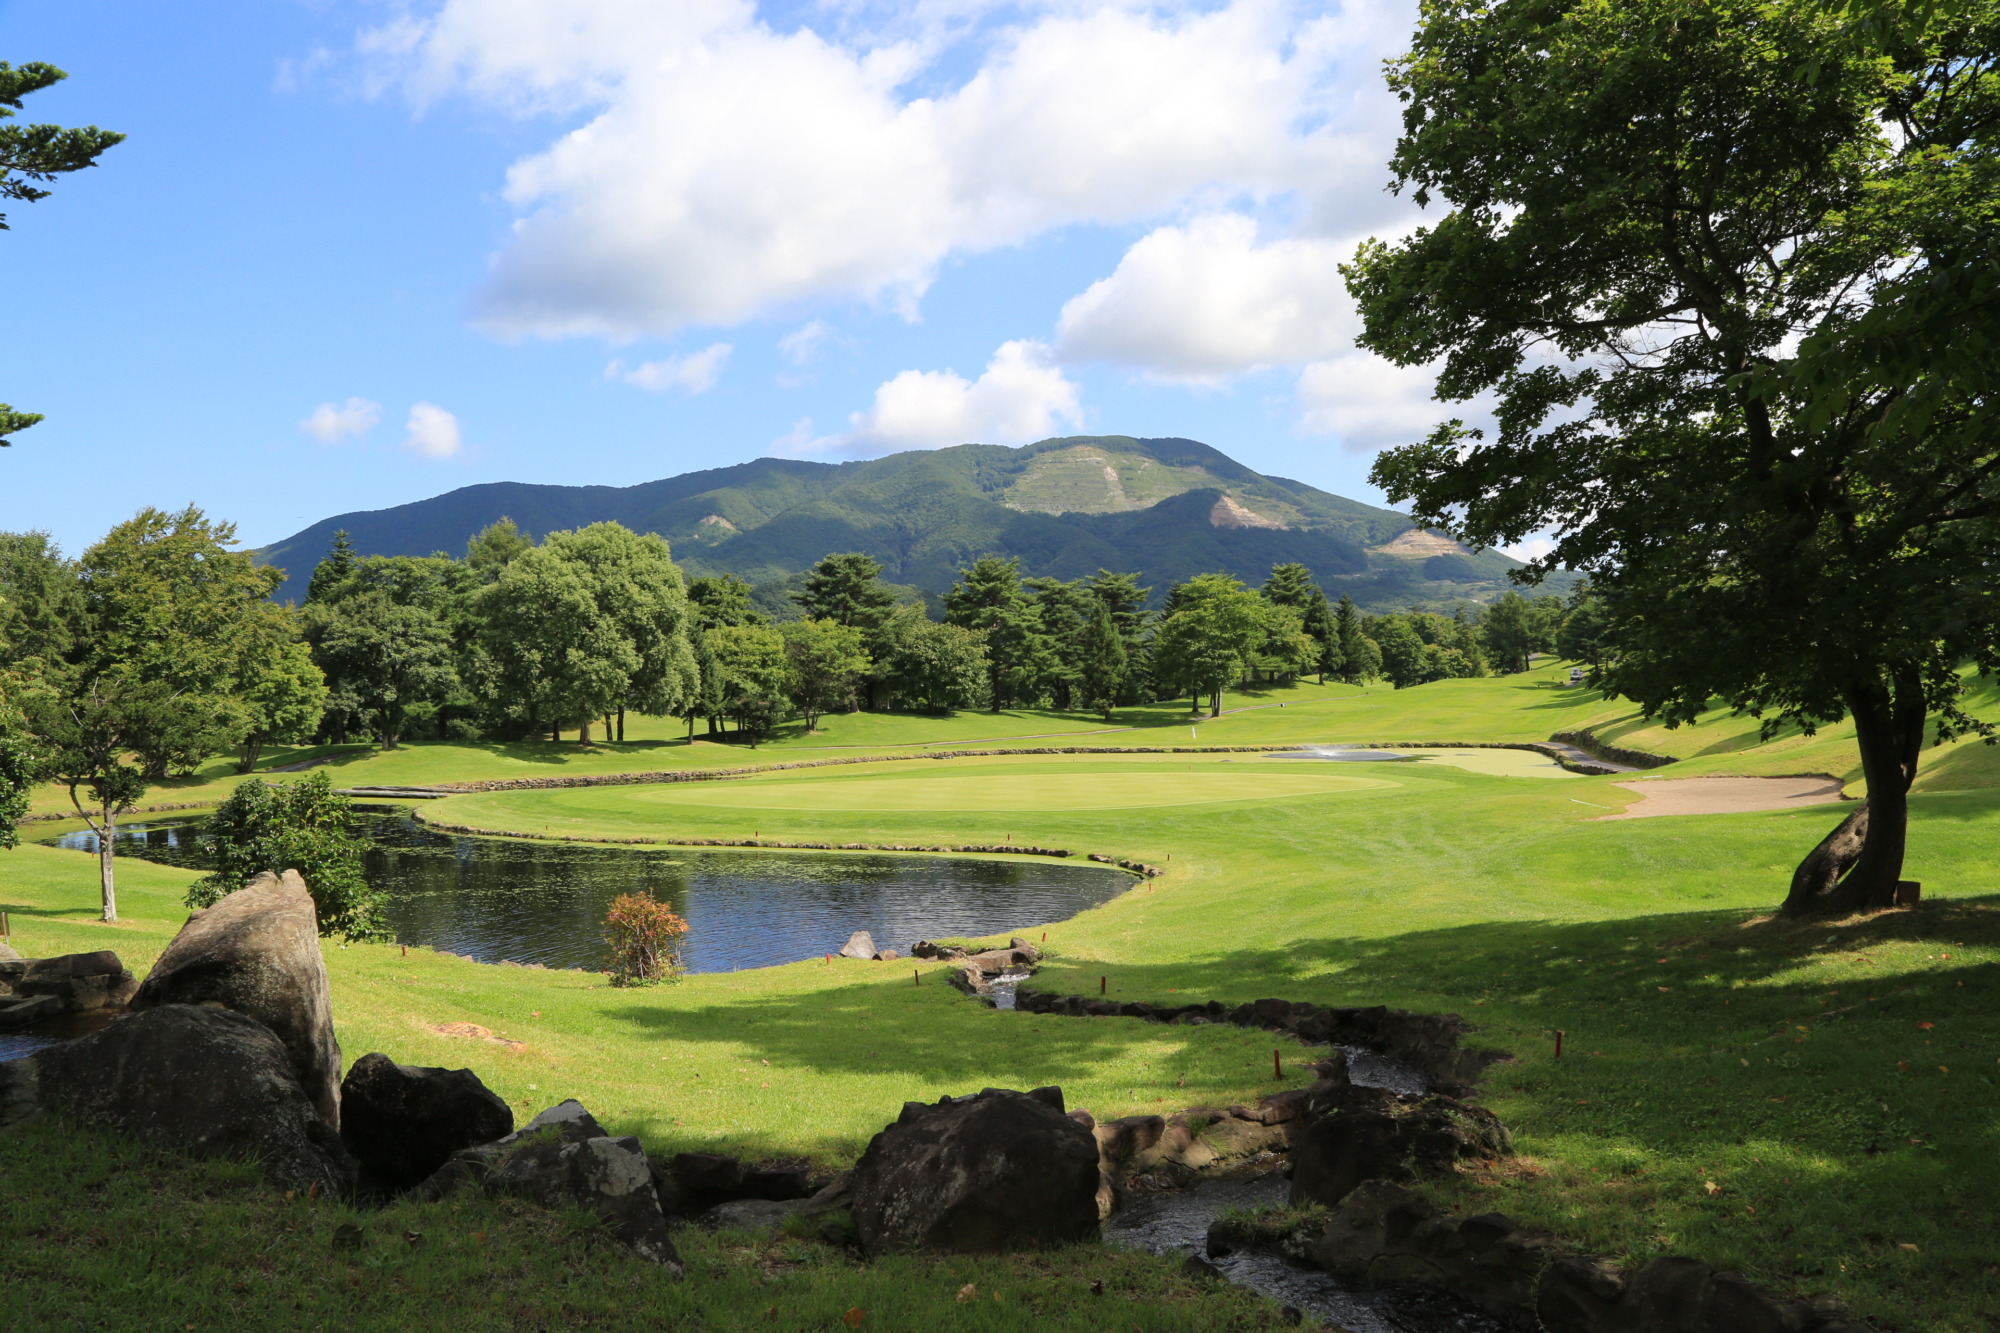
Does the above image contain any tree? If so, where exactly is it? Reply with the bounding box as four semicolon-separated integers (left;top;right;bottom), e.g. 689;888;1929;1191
705;624;790;743
1333;595;1370;684
878;610;988;714
0;531;81;668
944;557;1056;711
478;524;696;743
234;626;329;773
796;553;899;707
780;618;870;730
1346;0;2000;911
22;673;180;921
78;507;290;777
1373;617;1430;690
1556;587;1612;668
466;517;533;579
1153;575;1267;716
1;61;123;447
688;573;766;629
1301;593;1343;684
1027;577;1091;709
0;734;33;852
1083;570;1152;702
305;530;358;604
188;771;384;941
1480;593;1535;675
1076;601;1128;721
305;591;457;749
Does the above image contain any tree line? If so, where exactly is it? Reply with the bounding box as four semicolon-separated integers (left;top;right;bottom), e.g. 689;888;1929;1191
0;507;1605;919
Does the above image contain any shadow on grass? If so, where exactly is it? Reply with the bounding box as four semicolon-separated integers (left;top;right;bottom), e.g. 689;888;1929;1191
603;897;2000;1178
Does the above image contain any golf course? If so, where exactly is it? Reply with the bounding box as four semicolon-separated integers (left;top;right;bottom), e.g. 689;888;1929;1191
4;661;1997;1330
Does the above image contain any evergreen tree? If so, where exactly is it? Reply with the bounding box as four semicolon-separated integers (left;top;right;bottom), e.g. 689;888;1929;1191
1334;595;1368;683
1301;592;1342;683
687;573;765;629
1026;577;1090;710
305;530;357;604
795;552;897;704
1076;601;1128;722
943;557;1055;711
1083;569;1152;702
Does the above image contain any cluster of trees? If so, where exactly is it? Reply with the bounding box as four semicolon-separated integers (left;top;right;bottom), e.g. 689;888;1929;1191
0;500;1607;924
1347;0;1999;912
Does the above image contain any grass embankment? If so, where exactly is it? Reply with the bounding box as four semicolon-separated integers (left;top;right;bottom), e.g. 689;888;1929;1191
9;669;2000;1328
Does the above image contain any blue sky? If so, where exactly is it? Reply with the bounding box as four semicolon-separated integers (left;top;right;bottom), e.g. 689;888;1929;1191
0;0;1470;559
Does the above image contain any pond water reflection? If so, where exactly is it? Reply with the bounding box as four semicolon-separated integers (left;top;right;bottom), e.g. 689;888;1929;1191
44;807;1130;974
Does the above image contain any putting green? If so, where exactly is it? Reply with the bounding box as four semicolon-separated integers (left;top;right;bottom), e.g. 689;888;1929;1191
629;768;1397;812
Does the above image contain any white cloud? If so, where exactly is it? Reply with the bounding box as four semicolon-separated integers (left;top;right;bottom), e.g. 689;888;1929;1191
1296;352;1449;453
360;0;1411;340
1055;213;1356;382
402;402;464;459
1503;535;1557;564
299;397;381;444
782;338;1082;457
778;319;831;367
608;342;731;394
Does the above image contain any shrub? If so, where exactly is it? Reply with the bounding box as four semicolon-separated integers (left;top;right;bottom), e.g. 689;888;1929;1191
603;891;688;987
187;771;386;942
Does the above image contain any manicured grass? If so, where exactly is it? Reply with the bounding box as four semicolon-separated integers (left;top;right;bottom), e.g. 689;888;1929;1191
630;765;1395;811
10;668;2000;1328
0;1116;1295;1333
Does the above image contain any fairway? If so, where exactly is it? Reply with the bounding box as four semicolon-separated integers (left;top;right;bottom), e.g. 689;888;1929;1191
630;767;1398;812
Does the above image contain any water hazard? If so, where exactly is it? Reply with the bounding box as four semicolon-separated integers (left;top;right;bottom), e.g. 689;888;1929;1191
42;807;1130;974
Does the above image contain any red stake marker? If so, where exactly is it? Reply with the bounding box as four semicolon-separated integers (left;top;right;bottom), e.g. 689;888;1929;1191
914;969;920;985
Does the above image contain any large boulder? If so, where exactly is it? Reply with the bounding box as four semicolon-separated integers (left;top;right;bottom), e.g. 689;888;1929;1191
838;931;876;960
1288;1086;1512;1209
0;950;138;1030
130;869;343;1128
27;1004;354;1195
414;1099;681;1273
490;1133;682;1272
849;1086;1101;1255
339;1052;514;1191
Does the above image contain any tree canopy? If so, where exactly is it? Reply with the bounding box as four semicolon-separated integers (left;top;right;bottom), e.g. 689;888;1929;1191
1346;0;2000;912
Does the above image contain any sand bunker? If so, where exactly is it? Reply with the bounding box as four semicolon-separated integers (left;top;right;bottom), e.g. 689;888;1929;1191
1597;776;1847;819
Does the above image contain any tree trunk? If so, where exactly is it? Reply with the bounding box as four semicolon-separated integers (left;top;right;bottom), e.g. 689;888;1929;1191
1784;668;1922;915
579;717;592;745
618;708;626;743
237;740;260;774
1783;803;1870;913
97;801;118;923
1210;689;1222;718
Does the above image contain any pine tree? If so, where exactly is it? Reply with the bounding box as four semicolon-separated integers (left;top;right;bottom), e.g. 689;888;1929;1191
1076;601;1128;722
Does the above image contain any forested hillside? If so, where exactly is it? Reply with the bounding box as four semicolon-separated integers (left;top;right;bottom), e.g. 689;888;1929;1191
256;436;1538;609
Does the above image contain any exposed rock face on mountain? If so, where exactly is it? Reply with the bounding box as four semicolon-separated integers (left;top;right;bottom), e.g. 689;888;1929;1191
259;435;1540;609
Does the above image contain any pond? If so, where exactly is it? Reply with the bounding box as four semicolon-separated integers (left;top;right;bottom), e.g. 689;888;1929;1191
41;807;1131;975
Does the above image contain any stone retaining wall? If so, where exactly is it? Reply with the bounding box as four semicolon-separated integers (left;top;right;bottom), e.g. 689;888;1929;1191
1549;729;1679;770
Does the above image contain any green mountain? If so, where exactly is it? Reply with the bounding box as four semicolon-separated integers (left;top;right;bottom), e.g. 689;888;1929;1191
257;436;1543;609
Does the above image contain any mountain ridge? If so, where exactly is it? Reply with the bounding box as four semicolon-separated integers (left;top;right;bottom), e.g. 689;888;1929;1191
257;436;1543;609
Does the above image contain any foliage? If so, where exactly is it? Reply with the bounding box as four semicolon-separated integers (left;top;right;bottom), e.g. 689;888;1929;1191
305;590;457;750
704;624;791;743
0;531;81;668
478;524;697;742
687;573;765;629
1152;574;1267;715
0;61;123;447
602;890;688;986
76;506;290;777
464;517;532;579
1076;600;1128;721
1345;0;2000;910
233;620;328;773
0;733;33;851
187;771;384;942
944;557;1056;711
878;611;988;714
779;618;870;730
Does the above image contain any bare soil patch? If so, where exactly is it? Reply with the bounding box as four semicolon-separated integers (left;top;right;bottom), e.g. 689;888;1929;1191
1595;776;1846;819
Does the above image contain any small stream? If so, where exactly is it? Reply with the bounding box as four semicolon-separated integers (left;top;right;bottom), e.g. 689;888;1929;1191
1098;1040;1505;1332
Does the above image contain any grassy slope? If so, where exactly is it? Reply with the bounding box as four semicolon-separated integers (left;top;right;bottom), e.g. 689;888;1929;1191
9;668;2000;1328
